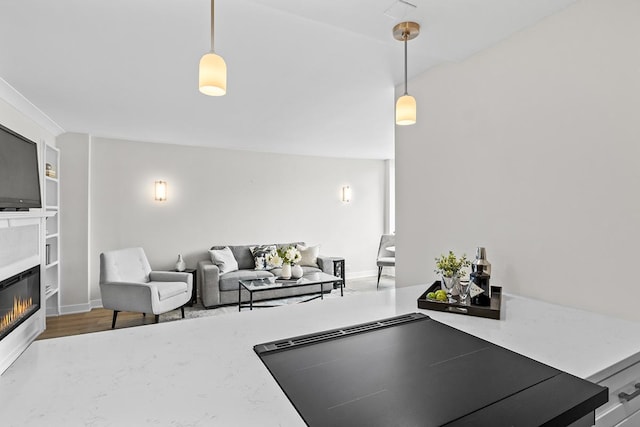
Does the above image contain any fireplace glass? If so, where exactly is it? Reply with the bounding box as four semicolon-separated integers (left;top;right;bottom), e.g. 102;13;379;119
0;265;40;341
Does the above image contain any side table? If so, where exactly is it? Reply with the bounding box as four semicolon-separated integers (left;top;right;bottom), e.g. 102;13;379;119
323;257;345;289
175;268;197;306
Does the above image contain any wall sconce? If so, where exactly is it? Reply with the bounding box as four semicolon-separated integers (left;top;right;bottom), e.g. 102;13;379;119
342;186;352;203
155;181;167;201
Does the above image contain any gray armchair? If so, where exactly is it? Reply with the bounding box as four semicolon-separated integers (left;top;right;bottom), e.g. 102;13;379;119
99;247;193;328
376;234;395;289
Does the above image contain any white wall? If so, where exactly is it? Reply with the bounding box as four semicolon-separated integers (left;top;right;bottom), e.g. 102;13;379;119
396;0;640;321
58;136;385;306
384;159;395;234
57;133;91;311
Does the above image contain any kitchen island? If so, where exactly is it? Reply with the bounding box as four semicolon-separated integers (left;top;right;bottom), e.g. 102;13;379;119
1;285;639;426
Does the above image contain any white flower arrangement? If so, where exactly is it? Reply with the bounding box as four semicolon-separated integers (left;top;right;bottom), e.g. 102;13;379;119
266;252;282;267
266;245;301;267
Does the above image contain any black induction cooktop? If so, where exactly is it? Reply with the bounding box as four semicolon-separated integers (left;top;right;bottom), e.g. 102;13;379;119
254;313;607;427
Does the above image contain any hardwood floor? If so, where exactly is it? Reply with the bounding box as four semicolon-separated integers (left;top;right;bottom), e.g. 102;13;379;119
37;308;159;340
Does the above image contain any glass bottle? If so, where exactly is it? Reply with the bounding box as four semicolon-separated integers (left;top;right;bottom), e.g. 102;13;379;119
470;247;491;306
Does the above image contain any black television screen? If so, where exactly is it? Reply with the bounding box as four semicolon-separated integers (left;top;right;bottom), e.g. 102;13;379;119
0;123;42;211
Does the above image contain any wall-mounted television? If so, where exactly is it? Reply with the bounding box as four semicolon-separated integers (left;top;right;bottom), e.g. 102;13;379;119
0;123;42;211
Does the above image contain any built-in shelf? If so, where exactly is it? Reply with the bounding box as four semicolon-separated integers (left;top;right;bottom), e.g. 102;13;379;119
45;287;59;299
45;261;59;269
43;143;60;317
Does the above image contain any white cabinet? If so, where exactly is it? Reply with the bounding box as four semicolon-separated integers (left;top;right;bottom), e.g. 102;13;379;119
43;143;60;316
595;360;640;427
614;407;640;427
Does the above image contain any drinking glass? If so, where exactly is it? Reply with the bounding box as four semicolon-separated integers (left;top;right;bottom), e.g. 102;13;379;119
441;275;458;303
457;280;471;305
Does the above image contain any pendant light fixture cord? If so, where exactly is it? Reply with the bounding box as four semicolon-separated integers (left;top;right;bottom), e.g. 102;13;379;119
403;32;408;95
210;0;215;52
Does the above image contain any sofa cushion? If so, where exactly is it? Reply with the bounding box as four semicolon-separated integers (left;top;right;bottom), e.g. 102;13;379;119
301;266;322;275
229;245;256;270
219;270;274;292
250;245;277;270
297;244;320;268
209;247;239;274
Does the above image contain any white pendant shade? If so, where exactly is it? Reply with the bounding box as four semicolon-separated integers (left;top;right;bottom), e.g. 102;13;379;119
395;94;416;126
199;52;227;96
393;22;419;126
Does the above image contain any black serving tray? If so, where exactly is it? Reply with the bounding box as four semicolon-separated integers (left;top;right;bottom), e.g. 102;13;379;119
417;281;502;320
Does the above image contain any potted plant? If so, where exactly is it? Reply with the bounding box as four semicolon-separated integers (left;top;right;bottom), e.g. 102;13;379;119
434;251;470;302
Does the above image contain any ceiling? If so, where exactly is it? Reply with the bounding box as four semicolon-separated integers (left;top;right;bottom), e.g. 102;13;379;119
0;0;576;159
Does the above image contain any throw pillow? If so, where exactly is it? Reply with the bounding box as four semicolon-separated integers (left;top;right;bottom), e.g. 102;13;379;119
250;245;277;271
209;247;239;274
297;244;319;268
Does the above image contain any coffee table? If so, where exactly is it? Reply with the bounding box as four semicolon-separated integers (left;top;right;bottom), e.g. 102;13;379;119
238;272;343;311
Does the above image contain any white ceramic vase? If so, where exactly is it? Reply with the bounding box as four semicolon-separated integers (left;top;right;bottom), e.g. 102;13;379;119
281;263;292;279
291;264;303;279
175;254;186;272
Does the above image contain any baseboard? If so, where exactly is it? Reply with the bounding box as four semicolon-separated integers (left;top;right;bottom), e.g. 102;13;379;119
59;302;93;315
46;306;60;317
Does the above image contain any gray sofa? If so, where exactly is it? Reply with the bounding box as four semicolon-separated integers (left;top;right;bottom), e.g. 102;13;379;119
197;242;343;308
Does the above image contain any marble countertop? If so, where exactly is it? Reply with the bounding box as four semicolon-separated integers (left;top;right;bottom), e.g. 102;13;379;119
1;284;639;426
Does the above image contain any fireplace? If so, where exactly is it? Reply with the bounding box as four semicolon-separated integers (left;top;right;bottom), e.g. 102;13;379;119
0;266;40;342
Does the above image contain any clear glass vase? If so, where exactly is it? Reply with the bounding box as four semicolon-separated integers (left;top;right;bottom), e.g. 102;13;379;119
441;274;459;303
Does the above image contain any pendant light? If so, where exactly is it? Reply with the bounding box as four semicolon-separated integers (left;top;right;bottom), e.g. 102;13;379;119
393;22;420;125
199;0;227;96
